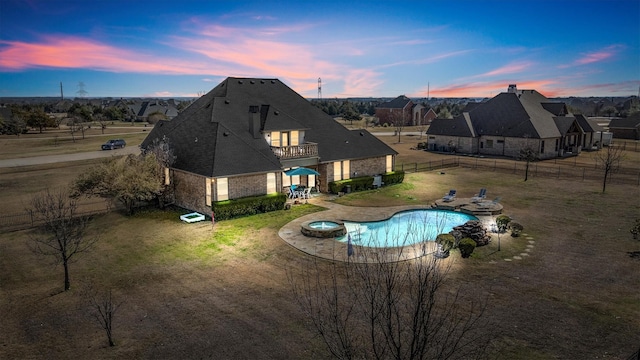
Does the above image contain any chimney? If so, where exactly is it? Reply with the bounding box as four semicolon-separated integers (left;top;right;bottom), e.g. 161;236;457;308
248;105;260;139
507;84;517;93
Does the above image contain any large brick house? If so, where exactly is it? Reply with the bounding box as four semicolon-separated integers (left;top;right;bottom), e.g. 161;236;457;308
141;77;397;214
426;85;603;159
375;95;435;126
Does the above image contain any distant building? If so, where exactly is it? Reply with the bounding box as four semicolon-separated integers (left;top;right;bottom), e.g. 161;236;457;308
426;85;604;159
375;95;436;126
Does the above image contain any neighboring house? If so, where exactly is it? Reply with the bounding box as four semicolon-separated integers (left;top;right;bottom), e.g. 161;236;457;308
375;96;414;126
426;84;602;159
141;77;397;215
608;113;640;140
130;100;179;122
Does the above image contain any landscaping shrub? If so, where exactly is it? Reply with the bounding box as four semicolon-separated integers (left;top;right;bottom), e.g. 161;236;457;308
212;193;287;221
509;222;524;237
436;233;455;252
382;171;404;186
496;215;512;233
328;176;374;194
458;237;476;258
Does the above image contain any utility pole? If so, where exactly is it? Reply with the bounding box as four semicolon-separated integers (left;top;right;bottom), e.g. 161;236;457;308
60;82;64;99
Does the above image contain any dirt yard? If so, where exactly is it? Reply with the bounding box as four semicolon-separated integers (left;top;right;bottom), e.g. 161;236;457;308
0;130;639;359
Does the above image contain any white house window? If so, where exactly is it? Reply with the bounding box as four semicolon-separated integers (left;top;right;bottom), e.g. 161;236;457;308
290;131;299;146
386;155;393;173
205;178;213;206
271;132;281;147
333;162;341;181
342;160;350;180
164;167;170;185
267;173;276;194
216;177;228;201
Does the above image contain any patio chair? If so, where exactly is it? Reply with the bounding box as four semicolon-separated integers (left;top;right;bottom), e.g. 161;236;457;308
477;197;501;209
287;186;297;199
442;189;456;202
471;188;487;203
301;187;312;202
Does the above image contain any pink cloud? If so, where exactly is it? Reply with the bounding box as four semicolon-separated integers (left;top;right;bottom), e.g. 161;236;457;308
574;45;624;66
0;36;212;74
417;79;559;98
479;62;533;77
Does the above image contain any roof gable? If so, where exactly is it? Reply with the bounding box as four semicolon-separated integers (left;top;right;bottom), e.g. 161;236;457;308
377;95;412;109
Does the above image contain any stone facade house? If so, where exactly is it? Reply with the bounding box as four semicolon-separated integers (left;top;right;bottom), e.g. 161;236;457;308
426;85;602;159
141;77;397;215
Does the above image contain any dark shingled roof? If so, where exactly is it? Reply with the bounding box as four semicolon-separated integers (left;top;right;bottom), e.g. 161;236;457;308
464;90;562;139
609;113;640;129
426;114;475;137
376;95;412;109
141;77;396;178
574;114;604;132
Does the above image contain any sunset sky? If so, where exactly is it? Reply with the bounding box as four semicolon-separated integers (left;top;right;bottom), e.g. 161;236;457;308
1;0;638;99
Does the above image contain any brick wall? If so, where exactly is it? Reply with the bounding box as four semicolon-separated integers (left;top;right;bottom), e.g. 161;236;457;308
350;156;387;177
173;169;208;214
228;173;267;199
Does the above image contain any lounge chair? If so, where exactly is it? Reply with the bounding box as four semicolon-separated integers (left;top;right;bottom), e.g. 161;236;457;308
442;189;456;202
471;188;487;203
477;197;501;209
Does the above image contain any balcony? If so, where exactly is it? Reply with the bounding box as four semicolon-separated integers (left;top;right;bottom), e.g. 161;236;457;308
271;142;318;160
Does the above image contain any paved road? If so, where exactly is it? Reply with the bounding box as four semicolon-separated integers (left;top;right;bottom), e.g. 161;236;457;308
0;131;421;169
0;146;140;168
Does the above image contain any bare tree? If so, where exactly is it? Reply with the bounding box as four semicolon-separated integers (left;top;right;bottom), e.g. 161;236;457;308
289;243;490;359
389;110;406;143
517;145;538;181
27;188;98;291
84;285;123;347
594;145;625;193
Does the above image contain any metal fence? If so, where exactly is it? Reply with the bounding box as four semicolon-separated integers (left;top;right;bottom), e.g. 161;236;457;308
611;140;640;152
0;200;116;232
396;156;640;186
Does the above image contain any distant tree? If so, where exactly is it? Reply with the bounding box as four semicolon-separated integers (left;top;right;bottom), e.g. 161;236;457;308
388;110;406;143
600;105;616;117
518;145;538;181
26;107;56;133
147;111;168;124
594;145;625;193
0;111;27;135
72;153;166;215
104;106;125;121
436;107;452;119
27;188;97;291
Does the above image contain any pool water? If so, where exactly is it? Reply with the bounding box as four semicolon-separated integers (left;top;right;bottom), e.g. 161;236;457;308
337;209;476;248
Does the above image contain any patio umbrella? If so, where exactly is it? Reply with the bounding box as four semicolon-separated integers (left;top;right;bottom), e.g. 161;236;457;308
284;167;320;176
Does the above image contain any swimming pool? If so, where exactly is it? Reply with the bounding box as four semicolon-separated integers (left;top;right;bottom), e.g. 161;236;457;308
337;209;477;248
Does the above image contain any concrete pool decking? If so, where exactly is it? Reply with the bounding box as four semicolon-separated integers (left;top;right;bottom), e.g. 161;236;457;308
278;195;498;263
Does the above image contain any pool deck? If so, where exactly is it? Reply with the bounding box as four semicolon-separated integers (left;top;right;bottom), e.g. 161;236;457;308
278;195;498;263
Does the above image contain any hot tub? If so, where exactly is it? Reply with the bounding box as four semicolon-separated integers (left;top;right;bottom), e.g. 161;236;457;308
300;220;346;238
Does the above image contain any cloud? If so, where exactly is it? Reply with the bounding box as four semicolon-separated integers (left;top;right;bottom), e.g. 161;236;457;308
0;36;212;74
477;62;533;77
560;44;626;67
418;79;559;98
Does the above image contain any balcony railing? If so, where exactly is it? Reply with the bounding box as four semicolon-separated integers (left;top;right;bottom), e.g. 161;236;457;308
271;142;318;160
